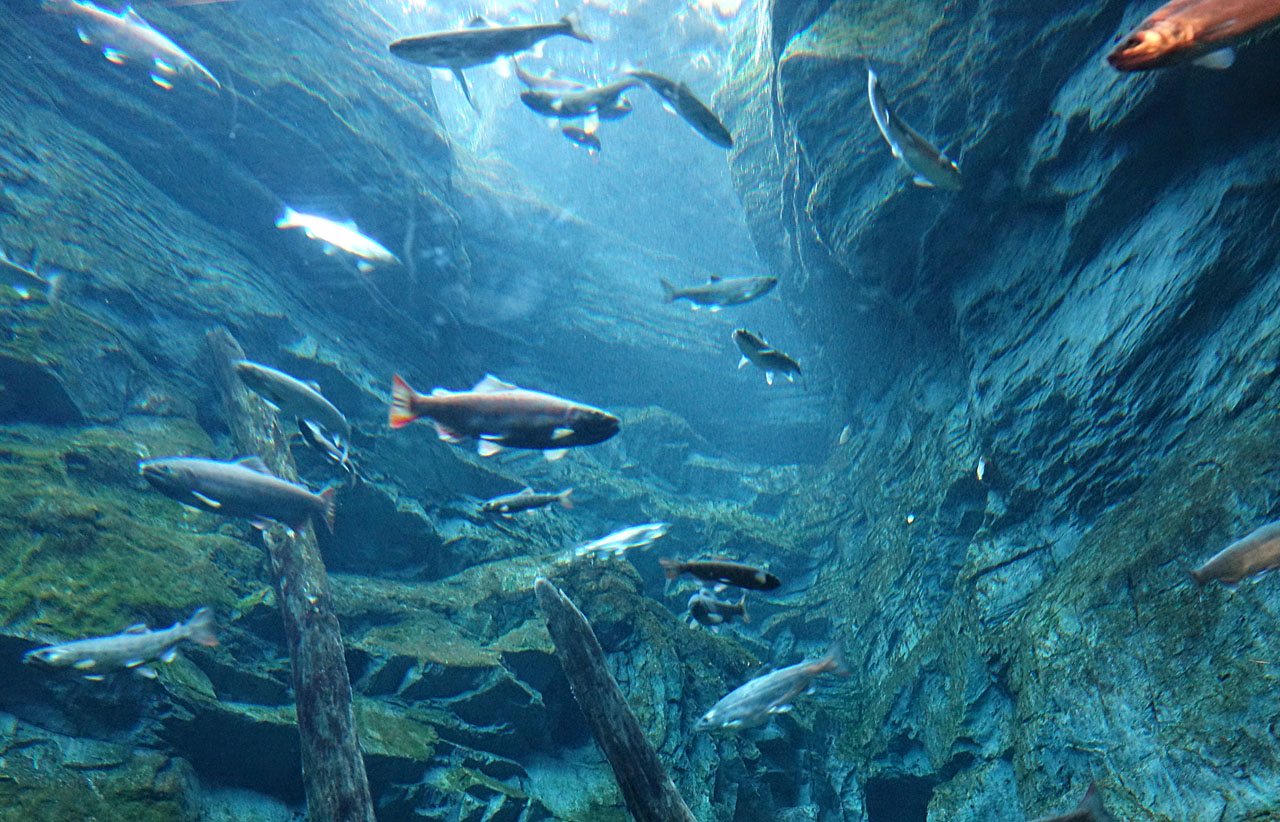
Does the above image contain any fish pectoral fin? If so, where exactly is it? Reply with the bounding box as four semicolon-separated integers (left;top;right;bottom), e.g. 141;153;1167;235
786;373;796;383
236;456;272;474
123;658;147;668
133;665;158;679
250;518;273;531
190;490;223;509
433;423;466;444
153;58;177;75
151;73;175;90
321;243;338;255
102;47;128;65
72;659;98;670
709;305;722;313
77;27;92;44
477;440;504;457
737;357;749;369
551;427;574;441
356;260;374;274
452;68;478;110
82;674;106;682
544;449;568;462
768;703;794;714
1193;47;1236;70
160;647;179;663
766;373;775;386
911;175;936;188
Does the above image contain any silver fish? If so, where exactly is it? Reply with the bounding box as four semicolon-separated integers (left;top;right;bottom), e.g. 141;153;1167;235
519;78;642;120
572;522;670;559
43;0;220;90
1;249;63;303
234;360;351;439
696;643;849;731
562;126;602;154
625;69;733;148
481;486;574;516
139;456;337;534
733;329;801;386
687;589;749;627
660;274;776;310
867;67;961;191
1190;521;1280;588
275;207;400;272
24;607;217;681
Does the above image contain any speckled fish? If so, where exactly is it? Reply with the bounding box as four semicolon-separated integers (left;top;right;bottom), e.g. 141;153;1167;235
562;126;602;153
573;522;670;558
275;207;400;272
24;607;217;681
42;0;220;90
733;329;801;386
481;486;573;516
687;589;749;627
389;17;591;106
1029;783;1115;822
660;274;776;311
1107;0;1280;71
867;67;962;191
625;69;733;148
0;249;63;303
389;373;619;461
1190;521;1280;587
696;643;849;731
234;360;351;439
660;558;781;591
139;456;337;534
520;79;642;119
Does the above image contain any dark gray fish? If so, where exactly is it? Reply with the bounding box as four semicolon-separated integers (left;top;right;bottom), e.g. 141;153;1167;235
520;78;642;119
139;456;336;534
696;643;849;731
867;67;962;191
732;329;801;386
562;126;602;153
1190;521;1280;587
297;418;358;483
389;16;591;106
234;359;351;438
481;486;573;516
687;589;749;627
659;558;781;591
660;274;776;310
24;607;217;681
1029;783;1115;822
624;69;732;148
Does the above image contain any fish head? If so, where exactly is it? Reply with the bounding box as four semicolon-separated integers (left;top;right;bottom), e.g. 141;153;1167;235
732;329;764;354
23;646;65;667
138;457;194;494
1107;19;1192;71
568;406;620;444
694;709;719;731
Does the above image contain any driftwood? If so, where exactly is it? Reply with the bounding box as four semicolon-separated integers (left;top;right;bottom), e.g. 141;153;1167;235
207;328;374;822
533;577;698;822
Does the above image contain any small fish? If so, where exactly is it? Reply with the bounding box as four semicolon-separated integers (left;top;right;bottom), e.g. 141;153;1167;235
659;558;781;591
43;0;220;90
511;57;588;92
296;419;358;482
867;67;962;191
696;643;849;731
660;274;777;311
733;329;801;386
573;522;670;558
0;249;63;303
139;456;337;534
24;606;217;681
838;425;853;446
625;69;733;148
481;486;574;516
1029;783;1116;822
519;78;643;120
687;589;749;627
389;373;619;460
1107;0;1280;71
234;360;351;439
1190;521;1280;587
275;207;400;272
561;126;602;154
389;16;591;106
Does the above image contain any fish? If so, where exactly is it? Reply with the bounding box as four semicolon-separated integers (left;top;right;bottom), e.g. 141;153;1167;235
24;606;217;681
139;456;337;534
389;16;591;107
481;486;574;516
296;418;358;482
275;207;400;272
511;57;588;92
389;373;620;460
624;69;733;148
696;643;850;731
234;360;351;439
562;126;602;154
1029;783;1115;822
573;522;671;558
659;274;777;311
659;558;781;591
1;249;64;303
838;425;853;446
42;0;220;90
687;589;749;627
867;67;962;191
1107;0;1280;71
519;78;643;120
1190;521;1280;587
732;329;801;386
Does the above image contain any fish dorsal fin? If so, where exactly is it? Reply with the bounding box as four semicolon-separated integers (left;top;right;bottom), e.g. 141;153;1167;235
708;274;722;282
125;6;147;23
466;15;490;27
236;456;272;475
430;387;451;397
1077;784;1106;817
520;487;534;494
123;623;148;634
472;374;517;393
305;380;322;391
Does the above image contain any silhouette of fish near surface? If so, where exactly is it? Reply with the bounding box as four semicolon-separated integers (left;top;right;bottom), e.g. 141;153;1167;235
625;70;733;148
43;0;220;90
696;643;849;731
867;67;961;191
25;607;217;681
1107;0;1280;71
389;373;619;460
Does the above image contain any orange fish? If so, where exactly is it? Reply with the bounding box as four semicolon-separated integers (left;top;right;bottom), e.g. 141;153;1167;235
1107;0;1280;71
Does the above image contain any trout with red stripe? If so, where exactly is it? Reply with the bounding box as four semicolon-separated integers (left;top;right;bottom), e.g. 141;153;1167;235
389;373;619;460
1108;0;1280;71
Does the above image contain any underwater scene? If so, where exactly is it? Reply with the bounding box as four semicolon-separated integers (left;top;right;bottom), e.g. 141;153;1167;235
2;0;1280;819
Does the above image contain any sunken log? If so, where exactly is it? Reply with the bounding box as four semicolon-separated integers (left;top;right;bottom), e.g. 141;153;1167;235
533;577;699;822
207;328;375;822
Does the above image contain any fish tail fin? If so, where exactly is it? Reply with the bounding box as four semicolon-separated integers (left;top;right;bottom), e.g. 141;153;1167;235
659;278;677;303
823;640;851;676
318;486;337;533
561;14;592;44
185;607;218;647
389;374;420;428
1188;568;1206;588
1077;783;1108;818
658;558;683;579
558;488;574;509
738;594;750;624
275;206;300;229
